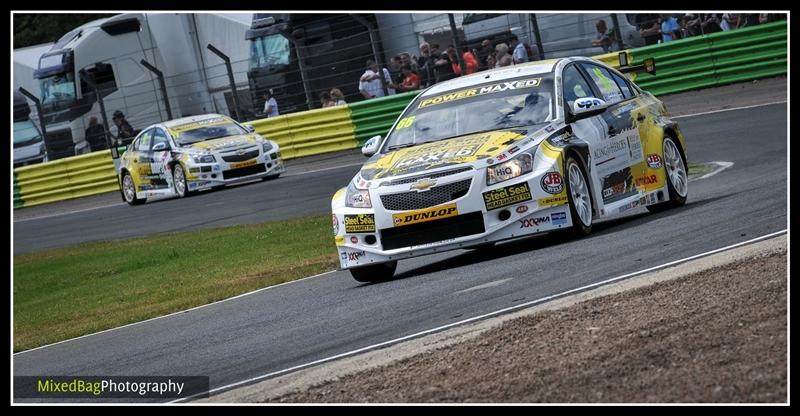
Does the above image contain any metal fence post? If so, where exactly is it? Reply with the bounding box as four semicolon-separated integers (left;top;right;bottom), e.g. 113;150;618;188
448;14;467;76
78;70;113;149
530;14;545;59
610;14;625;51
350;13;389;97
206;44;242;121
17;87;49;159
140;59;173;120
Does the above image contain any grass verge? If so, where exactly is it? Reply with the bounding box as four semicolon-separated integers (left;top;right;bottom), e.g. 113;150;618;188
13;215;338;352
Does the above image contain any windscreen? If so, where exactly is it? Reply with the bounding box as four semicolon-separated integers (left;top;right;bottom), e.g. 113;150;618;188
172;121;247;146
383;74;554;152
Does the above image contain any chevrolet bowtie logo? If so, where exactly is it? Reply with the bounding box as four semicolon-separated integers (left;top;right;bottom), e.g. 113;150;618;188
410;178;437;191
236;149;246;155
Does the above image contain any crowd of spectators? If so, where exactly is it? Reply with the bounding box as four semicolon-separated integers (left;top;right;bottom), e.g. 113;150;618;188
633;13;784;46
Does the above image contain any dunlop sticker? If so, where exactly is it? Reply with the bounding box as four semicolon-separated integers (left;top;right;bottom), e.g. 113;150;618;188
538;195;568;208
418;78;542;109
483;182;532;211
392;203;458;227
344;214;376;233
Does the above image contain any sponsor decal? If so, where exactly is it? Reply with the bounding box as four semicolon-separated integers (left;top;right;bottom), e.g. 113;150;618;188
538;195;568;207
519;216;550;228
603;182;626;198
396;116;415;130
647;154;663;169
487;159;495;165
335;235;344;246
393;203;458;227
417;78;542;109
496;153;508;162
344;214;376;233
548;131;572;146
169;116;227;132
618;199;640;214
551;211;567;225
516;205;529;214
350;236;359;244
213;165;220;171
635;174;658;187
340;252;348;261
540;172;564;194
483;182;533;211
347;251;366;261
545;125;555;133
188;182;198;190
332;214;339;235
410;178;437;191
576;98;604;109
508;146;520;155
230;159;257;169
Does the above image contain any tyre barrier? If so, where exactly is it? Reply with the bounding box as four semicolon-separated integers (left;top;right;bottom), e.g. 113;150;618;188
13;22;786;208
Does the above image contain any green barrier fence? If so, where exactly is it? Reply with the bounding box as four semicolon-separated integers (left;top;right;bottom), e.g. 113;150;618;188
631;20;786;96
13;23;786;209
349;91;420;145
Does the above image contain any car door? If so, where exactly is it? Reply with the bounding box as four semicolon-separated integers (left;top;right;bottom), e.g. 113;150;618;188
149;127;175;193
578;61;646;213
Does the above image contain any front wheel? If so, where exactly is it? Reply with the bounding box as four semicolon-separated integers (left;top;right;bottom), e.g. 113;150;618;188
647;136;688;213
565;157;593;236
122;172;146;206
349;261;398;283
173;164;195;198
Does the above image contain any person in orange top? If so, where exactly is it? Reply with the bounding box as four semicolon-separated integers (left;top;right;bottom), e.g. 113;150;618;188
396;65;421;92
450;47;479;75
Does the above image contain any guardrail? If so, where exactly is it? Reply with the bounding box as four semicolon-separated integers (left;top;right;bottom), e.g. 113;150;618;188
630;20;787;96
13;22;786;209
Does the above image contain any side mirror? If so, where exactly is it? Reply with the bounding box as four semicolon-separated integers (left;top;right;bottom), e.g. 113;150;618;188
362;135;381;157
244;125;256;133
152;142;170;152
569;97;608;122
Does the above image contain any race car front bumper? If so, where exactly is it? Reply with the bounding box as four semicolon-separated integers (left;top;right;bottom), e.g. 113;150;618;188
185;150;285;192
332;169;575;269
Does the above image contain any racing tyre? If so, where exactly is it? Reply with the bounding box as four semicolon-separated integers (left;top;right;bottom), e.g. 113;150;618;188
122;171;146;206
349;261;397;283
565;156;592;236
262;174;281;181
173;164;196;198
647;136;688;213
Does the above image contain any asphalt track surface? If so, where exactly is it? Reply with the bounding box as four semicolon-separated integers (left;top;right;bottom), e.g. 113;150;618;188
13;103;787;402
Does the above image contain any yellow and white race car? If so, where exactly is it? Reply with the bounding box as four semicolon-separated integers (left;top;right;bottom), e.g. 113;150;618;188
332;56;688;282
118;114;284;205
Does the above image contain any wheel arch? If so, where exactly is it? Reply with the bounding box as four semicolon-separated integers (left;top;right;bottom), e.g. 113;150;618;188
562;144;598;217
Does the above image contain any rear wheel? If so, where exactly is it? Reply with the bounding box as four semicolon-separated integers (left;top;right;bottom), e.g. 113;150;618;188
565;156;592;236
349;261;398;283
122;172;146;206
647;136;688;212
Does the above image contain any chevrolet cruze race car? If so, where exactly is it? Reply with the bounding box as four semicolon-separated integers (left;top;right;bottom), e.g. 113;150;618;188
119;114;284;205
332;57;688;282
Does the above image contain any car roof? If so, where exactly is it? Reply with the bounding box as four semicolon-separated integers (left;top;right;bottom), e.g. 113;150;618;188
420;58;562;97
162;114;231;130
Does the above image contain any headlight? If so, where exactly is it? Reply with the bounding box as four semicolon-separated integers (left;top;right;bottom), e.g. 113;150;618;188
192;154;216;163
345;181;372;208
486;151;534;186
262;141;274;153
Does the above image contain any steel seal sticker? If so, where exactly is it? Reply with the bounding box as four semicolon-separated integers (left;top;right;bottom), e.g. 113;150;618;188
417;78;542;109
343;214;376;233
393;203;458;227
483;182;533;211
540;171;564;194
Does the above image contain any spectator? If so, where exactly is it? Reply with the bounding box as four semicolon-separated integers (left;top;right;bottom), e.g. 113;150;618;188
330;88;347;106
319;91;334;108
263;89;279;117
486;51;497;69
399;52;418;73
388;55;404;87
720;13;734;31
430;43;441;58
358;59;394;99
433;51;457;83
738;13;760;28
395;65;421;92
112;110;135;145
475;39;494;71
591;19;614;53
509;34;528;64
451;47;479;75
495;43;512;67
84;116;108;152
660;14;681;42
416;42;435;88
636;14;661;45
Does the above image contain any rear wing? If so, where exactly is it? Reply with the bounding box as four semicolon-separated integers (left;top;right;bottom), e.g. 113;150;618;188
616;52;656;76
